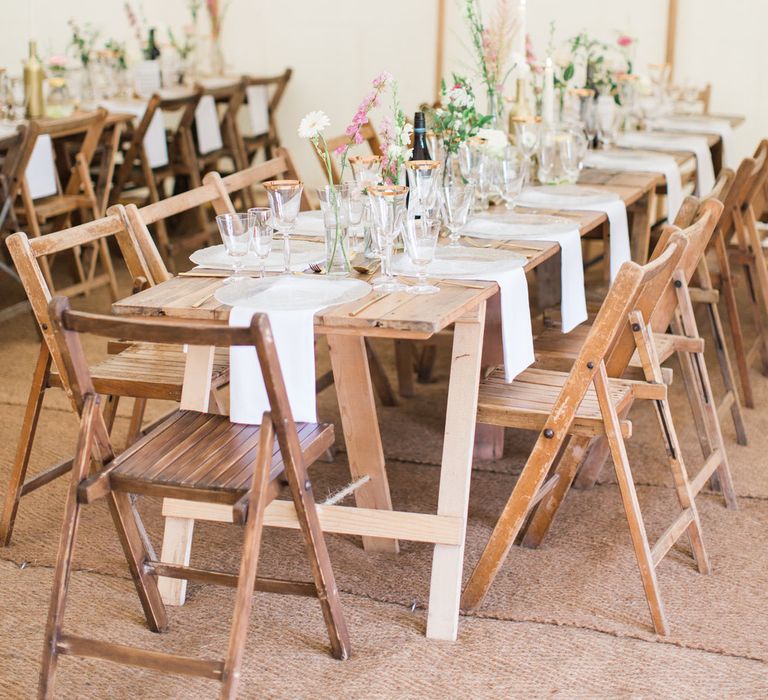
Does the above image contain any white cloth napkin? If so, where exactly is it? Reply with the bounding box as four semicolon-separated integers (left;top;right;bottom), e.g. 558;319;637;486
616;131;715;196
195;95;224;155
102;99;169;169
245;85;270;136
466;266;534;382
133;60;162;99
583;150;683;221
228;281;325;425
516;187;631;281
650;116;733;168
465;217;587;333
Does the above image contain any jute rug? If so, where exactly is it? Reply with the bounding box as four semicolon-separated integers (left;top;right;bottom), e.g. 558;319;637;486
0;269;767;696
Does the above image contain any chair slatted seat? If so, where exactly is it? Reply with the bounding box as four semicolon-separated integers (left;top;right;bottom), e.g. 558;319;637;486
461;214;724;636
38;299;348;698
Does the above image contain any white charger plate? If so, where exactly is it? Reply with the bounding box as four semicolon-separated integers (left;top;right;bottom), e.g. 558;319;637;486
214;276;371;312
463;213;576;239
189;240;325;272
392;246;525;279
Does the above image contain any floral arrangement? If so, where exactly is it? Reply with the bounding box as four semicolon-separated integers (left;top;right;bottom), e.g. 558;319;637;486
300;71;391;185
464;0;518;114
47;55;69;77
168;26;195;60
124;2;157;59
206;0;230;41
429;76;492;155
104;40;128;71
563;32;635;100
379;81;412;185
68;20;99;68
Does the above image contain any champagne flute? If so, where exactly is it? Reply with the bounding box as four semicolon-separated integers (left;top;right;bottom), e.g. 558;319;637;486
247;207;273;278
263;179;303;274
441;184;474;247
513;117;541;185
368;185;408;292
403;216;440;295
215;213;252;284
406;159;440;216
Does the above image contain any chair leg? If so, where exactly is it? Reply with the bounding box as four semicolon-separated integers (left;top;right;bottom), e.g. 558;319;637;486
102;394;120;434
39;396;101;698
0;343;51;546
593;365;670;636
284;457;350;660
126;398;147;447
220;418;272;699
461;430;570;611
744;209;768;374
573;404;632;490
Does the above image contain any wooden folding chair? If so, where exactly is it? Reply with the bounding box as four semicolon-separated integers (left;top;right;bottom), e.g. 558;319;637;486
316;123;383;184
461;227;714;635
4;110;118;300
721;140;768;406
240;69;292;164
0;217;229;545
38;297;349;699
535;193;743;497
195;79;249;176
111;89;209;268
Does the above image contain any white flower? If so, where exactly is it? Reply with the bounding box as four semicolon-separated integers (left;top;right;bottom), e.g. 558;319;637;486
298;110;330;139
554;49;572;69
477;128;509;155
448;86;471;108
399;123;414;147
387;143;404;160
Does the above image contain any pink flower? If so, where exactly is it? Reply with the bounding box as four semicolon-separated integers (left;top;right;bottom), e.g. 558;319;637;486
617;35;633;48
334;144;346;156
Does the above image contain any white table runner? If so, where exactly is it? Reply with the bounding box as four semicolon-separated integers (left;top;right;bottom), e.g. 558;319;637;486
583;150;684;221
650;116;733;168
517;186;631;281
616;131;715;196
464;216;587;333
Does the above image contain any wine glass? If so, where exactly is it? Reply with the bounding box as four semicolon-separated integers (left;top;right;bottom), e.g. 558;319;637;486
263;179;303;274
500;149;526;210
406;159;440;216
247;207;273;278
9;78;25;120
459;139;487;211
441;184;474;247
215;213;252;284
513;118;541;185
596;96;621;149
403;216;440;295
367;185;408;292
349;155;382;189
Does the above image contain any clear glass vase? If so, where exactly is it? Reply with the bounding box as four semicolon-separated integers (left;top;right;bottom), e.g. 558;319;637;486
318;185;351;276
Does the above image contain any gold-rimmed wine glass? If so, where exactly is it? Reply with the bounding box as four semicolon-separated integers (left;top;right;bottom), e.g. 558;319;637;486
367;184;408;293
406;159;441;216
263;179;303;274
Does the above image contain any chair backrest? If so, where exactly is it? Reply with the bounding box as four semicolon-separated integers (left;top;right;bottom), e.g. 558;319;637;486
317;123;382;184
241;69;292;141
4;110;107;203
195;79;246;162
5;218;153;393
48;295;304;468
647;197;723;332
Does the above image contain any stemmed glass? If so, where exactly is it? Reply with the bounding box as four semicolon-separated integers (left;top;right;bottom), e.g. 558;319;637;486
596;96;621;149
367;185;408;292
459;139;487;211
441;184;474;247
215;213;252;284
263;179;303;273
247;207;274;278
9;78;26;120
403;216;440;295
513;117;541;185
500;149;526;210
406;159;441;216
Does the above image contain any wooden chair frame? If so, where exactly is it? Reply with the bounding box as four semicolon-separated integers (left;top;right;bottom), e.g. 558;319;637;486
0;215;228;545
111;90;208;269
461;229;714;636
4;110;117;299
240;69;293;164
38;297;349;699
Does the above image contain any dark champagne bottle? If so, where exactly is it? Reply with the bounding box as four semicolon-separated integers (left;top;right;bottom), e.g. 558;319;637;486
411;111;431;161
146;28;161;60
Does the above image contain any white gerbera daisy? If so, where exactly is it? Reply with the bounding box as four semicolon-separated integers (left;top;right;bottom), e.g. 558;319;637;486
298;111;330;139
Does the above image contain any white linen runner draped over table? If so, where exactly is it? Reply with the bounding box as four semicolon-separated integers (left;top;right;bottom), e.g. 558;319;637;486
616;131;715;196
228;293;324;425
0;124;58;200
583;151;684;221
101;100;170;169
516;187;631;281
650;116;734;168
463;217;587;333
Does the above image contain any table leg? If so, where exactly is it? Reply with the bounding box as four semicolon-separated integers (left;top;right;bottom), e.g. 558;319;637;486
158;345;216;605
327;334;399;553
427;302;486;641
475;294;504;460
630;190;657;264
